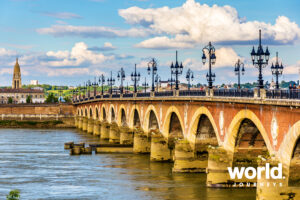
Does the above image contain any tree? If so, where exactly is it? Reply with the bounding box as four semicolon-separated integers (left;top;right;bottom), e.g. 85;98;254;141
26;95;32;103
45;93;58;103
6;190;20;200
64;96;71;103
8;97;13;104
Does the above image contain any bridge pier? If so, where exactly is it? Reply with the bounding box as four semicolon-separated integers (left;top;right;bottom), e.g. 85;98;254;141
93;120;100;136
173;140;207;173
78;116;83;129
87;119;94;134
120;126;133;145
82;117;87;131
133;129;151;153
150;134;172;162
74;116;78;127
100;122;110;140
109;122;120;143
206;147;233;187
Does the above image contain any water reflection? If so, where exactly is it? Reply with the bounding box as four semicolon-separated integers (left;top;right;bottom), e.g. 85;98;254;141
0;129;257;200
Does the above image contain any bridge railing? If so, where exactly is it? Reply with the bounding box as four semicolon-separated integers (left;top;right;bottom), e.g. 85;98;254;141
123;93;134;98
179;90;206;96
213;89;254;98
266;89;300;99
137;92;151;97
154;91;174;97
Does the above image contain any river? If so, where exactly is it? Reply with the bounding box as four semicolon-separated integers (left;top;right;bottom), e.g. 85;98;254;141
0;129;256;200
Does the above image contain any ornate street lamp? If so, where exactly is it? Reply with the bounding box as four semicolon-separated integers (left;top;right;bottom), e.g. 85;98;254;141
86;80;92;98
147;58;158;92
186;68;194;91
92;77;98;97
168;77;175;90
98;74;105;95
117;68;125;94
251;29;270;89
107;71;115;95
271;52;284;89
155;74;161;92
142;77;148;93
202;42;216;89
170;51;183;90
131;64;140;93
234;59;245;89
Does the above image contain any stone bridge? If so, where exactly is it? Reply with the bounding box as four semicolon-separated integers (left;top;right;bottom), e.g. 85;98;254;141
73;90;300;199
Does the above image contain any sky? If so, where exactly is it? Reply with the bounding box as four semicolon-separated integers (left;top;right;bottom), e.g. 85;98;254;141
0;0;300;87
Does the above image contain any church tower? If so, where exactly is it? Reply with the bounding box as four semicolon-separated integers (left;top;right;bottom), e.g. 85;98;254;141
12;58;22;89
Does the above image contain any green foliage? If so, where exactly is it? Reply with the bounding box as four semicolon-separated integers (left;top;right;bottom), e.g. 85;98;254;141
6;189;20;200
45;93;58;103
8;97;13;104
26;95;32;103
64;96;71;103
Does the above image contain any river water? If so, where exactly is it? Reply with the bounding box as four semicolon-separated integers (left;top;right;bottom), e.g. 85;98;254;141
0;129;256;200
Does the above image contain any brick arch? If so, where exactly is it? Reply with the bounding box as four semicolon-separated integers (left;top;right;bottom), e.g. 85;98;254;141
80;108;83;116
117;104;127;126
88;106;93;119
223;109;273;155
77;108;80;116
143;105;160;133
95;106;99;120
129;105;140;129
100;104;107;121
162;106;184;139
278;120;300;167
109;104;116;123
84;107;88;117
187;106;221;148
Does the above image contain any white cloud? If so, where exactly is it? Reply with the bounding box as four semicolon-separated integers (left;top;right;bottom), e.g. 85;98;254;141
119;0;300;49
0;48;17;57
284;61;300;75
88;42;117;51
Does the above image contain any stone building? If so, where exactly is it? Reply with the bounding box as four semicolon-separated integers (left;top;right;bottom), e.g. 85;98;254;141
0;58;45;104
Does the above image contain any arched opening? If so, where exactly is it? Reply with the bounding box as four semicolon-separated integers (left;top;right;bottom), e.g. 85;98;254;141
289;137;300;186
168;112;184;147
233;119;268;168
195;114;218;157
81;109;83;116
149;110;159;130
102;107;106;121
111;107;115;122
96;108;99;119
85;108;88;117
89;108;93;118
77;110;80;115
121;109;127;126
133;109;140;127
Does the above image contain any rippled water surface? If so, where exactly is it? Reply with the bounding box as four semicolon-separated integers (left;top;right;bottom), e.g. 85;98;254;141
0;129;256;200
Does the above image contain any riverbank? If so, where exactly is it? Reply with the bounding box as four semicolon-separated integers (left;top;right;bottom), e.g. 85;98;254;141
0;119;75;128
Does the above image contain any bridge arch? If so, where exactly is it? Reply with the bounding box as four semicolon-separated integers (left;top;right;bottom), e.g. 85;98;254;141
143;105;160;133
224;109;273;156
162;106;184;139
117;105;127;126
187;106;220;150
109;104;116;123
80;108;83;116
89;106;93;119
129;105;141;129
84;107;88;117
95;106;99;120
278;120;300;167
101;104;107;121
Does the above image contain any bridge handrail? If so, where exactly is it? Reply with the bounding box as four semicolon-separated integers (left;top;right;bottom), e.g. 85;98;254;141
266;89;300;99
179;90;206;96
213;88;254;98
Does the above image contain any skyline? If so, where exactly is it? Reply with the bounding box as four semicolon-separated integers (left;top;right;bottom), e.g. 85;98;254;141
0;0;300;86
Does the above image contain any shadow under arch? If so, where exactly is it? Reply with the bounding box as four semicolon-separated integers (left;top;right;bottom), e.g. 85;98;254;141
95;106;99;120
89;106;93;119
129;105;141;129
110;106;116;123
162;106;184;140
117;105;127;127
143;105;160;133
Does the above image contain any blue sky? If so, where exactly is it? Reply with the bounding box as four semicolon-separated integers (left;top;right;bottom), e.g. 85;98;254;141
0;0;300;86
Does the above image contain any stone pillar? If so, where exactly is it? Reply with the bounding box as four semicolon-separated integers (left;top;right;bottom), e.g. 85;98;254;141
150;135;172;162
206;147;233;187
87;118;94;134
74;116;78;127
173;140;207;173
120;126;133;145
82;117;87;131
100;122;110;140
78;117;83;129
109;122;120;143
133;129;151;153
93;120;100;136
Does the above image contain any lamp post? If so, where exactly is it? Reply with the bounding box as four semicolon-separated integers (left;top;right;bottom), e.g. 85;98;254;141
155;74;161;92
142;77;148;93
117;68;125;94
98;74;105;95
92;77;98;97
107;71;115;95
86;80;91;98
131;64;140;93
147;58;158;92
170;51;183;90
202;42;216;89
251;29;270;89
271;52;284;89
234;59;245;89
186;68;194;91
